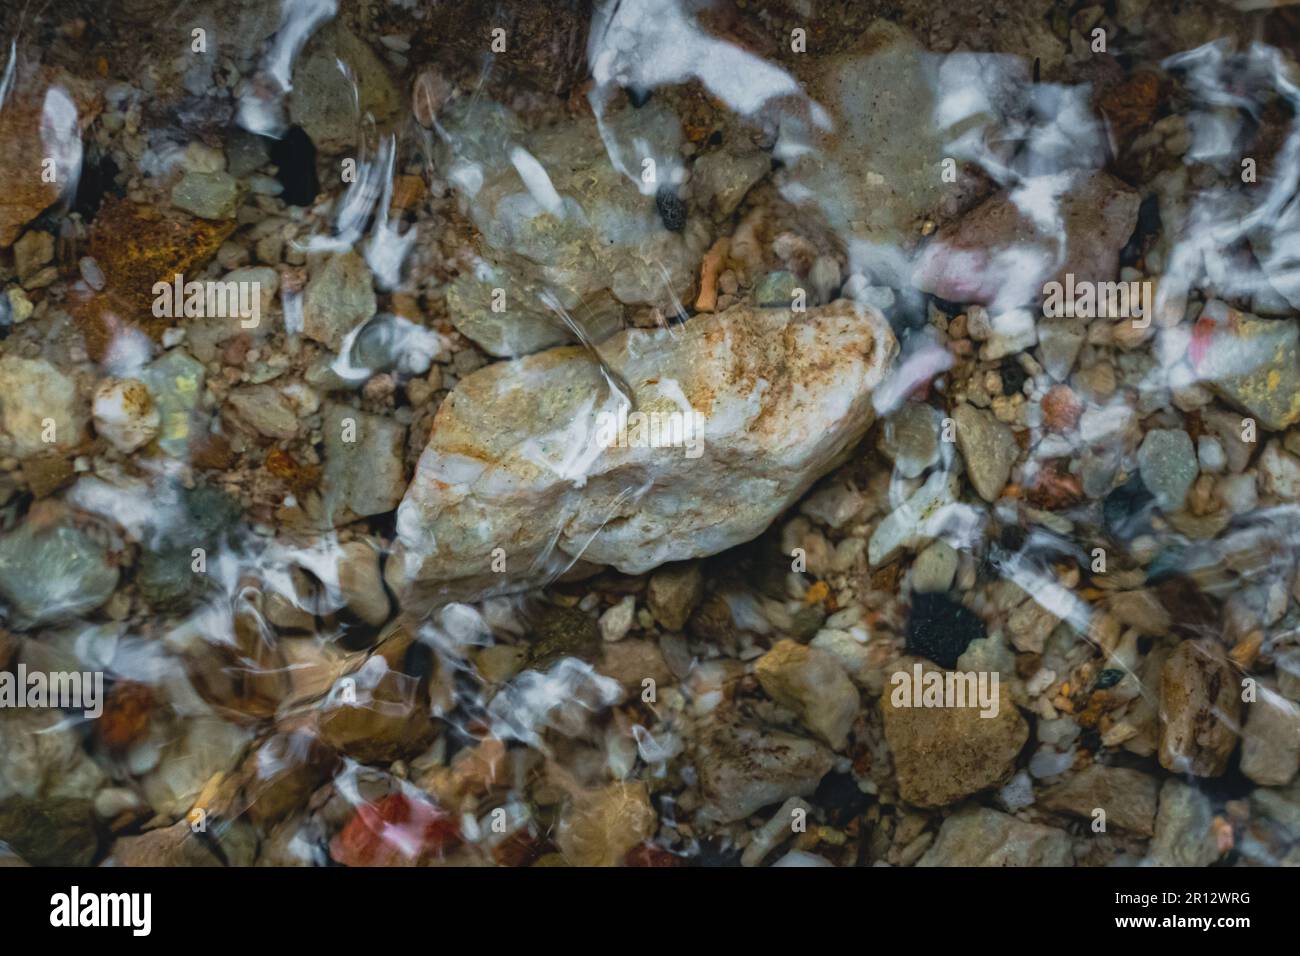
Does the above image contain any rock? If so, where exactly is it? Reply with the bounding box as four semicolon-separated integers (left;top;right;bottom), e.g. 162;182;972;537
14;230;54;283
0;356;87;458
599;595;636;643
754;271;800;306
913;170;1140;311
810;629;873;686
646;563;703;632
692;715;835;824
391;301;895;605
953;404;1019;502
881;401;941;480
783;22;989;268
0;522;118;629
1260;441;1300;501
907;593;986;668
690;144;771;220
1158;640;1242;777
556;782;657;867
139;716;253;817
302;251;377;350
0;70;100;247
329;792;458;867
336;541;391;627
77;196;235;351
1195;306;1300;432
528;604;602;670
0;708;107;803
225;385;299;440
317;659;436;763
321;404;406;525
868;471;962;567
917;807;1073;866
597;638;672;695
0;708;106;866
1006;599;1060;654
107;819;222;866
800;481;865;529
881;657;1026;807
1148;779;1219;866
1136;428;1197;512
755;639;859;749
171;170;241;220
436;98;711;356
1039;764;1159;836
442;264;620;359
1240;687;1300;787
741;797;811;867
911;541;959;594
92;378;161;453
289;24;400;154
0;797;99;867
1037;318;1086;381
980;308;1038;361
141;349;206;458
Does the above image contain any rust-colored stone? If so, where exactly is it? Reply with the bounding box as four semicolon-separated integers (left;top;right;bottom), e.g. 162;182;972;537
0;69;101;247
73;198;234;360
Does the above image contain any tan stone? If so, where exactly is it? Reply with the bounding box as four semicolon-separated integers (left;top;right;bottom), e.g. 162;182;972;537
881;658;1027;807
755;639;859;749
556;782;657;867
1158;640;1242;777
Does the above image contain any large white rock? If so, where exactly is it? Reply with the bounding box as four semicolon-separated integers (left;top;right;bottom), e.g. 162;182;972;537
390;301;896;605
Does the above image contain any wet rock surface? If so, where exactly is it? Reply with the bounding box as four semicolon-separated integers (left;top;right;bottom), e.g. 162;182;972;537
391;301;895;604
0;0;1297;871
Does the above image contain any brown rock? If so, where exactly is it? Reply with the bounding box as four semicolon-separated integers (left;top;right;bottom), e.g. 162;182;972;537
646;562;704;632
597;639;672;696
918;807;1073;866
72;198;235;360
692;714;835;824
556;782;657;867
0;796;98;867
1158;640;1242;777
317;663;436;763
107;819;222;867
881;658;1028;807
912;170;1139;307
0;69;100;247
1041;384;1082;433
1039;763;1159;836
20;453;75;499
755;639;859;749
241;732;338;827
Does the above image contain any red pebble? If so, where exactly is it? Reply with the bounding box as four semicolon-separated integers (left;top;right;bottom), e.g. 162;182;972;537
329;792;459;867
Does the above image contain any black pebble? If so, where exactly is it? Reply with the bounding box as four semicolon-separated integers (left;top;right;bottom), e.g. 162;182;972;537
1095;668;1124;689
74;152;122;221
1103;473;1156;542
813;771;871;824
266;125;320;207
655;186;687;232
625;86;652;108
999;523;1027;553
906;592;986;669
999;356;1028;395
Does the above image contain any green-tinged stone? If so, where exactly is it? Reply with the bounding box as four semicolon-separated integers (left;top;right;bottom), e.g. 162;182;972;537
754;271;800;307
142;349;206;458
0;524;118;629
1200;315;1300;432
171;170;242;220
0;797;99;866
529;604;602;670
